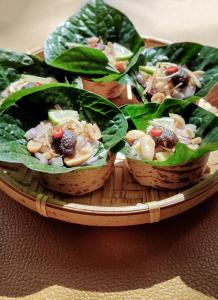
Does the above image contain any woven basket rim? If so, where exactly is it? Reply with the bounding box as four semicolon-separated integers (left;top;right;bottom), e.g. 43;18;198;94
0;161;217;214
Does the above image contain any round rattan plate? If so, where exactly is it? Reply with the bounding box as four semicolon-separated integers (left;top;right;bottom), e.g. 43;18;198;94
0;37;218;226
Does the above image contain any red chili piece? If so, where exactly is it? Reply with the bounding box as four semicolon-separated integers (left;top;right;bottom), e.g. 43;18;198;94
150;127;163;137
35;82;42;86
165;66;179;75
52;128;64;139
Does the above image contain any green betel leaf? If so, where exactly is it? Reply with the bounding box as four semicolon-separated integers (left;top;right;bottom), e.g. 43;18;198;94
0;83;127;173
48;46;113;75
0;48;33;68
122;97;218;166
0;68;19;93
44;0;144;75
131;42;218;101
0;48;34;92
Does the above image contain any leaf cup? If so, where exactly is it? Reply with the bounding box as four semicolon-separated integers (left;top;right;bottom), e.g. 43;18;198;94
44;0;144;102
122;97;218;190
0;83;127;195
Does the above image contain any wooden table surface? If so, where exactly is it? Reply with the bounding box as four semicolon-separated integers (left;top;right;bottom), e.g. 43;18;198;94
0;1;218;299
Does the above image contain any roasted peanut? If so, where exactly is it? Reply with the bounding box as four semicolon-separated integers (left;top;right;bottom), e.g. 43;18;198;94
27;140;42;153
139;135;155;160
125;130;145;144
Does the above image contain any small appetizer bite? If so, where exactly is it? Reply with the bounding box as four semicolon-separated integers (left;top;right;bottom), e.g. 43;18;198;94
25;109;102;168
126;113;201;162
0;84;127;195
0;75;56;105
137;63;203;102
44;0;144;101
44;0;144;76
123;97;218;189
0;48;63;106
132;42;218;113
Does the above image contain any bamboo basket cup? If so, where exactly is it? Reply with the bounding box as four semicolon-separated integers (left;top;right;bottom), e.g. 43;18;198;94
82;78;125;100
126;154;209;190
38;154;115;195
0;37;217;226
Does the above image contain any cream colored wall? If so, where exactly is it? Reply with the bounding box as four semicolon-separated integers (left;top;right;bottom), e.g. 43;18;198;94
0;0;218;52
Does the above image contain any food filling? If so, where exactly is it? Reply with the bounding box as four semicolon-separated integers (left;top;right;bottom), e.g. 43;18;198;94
25;109;102;167
0;75;57;105
125;114;202;161
66;37;133;73
136;62;204;102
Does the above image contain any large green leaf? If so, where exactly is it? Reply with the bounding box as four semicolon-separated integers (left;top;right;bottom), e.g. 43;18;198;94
122;97;218;166
44;0;144;75
0;83;127;173
131;42;218;101
48;46;114;75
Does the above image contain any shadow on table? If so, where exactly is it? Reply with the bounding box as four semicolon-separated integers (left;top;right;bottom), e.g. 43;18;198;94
0;192;217;298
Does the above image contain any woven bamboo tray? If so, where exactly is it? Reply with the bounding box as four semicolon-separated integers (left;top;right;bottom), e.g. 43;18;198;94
0;37;218;226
